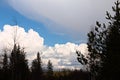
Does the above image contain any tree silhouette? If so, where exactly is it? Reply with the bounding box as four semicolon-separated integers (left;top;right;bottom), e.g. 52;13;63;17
2;52;10;80
47;60;53;80
31;52;43;80
99;0;120;80
10;44;29;80
76;26;105;80
76;0;120;80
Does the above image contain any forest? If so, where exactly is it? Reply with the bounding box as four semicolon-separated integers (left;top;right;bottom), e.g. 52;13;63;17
0;0;120;80
0;44;90;80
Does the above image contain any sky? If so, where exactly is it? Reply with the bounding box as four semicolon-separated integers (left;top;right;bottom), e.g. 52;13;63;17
0;0;115;69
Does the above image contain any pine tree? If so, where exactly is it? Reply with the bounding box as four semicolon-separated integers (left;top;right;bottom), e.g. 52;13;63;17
10;44;29;80
31;52;43;80
2;52;10;80
77;0;120;80
3;53;8;70
99;0;120;80
76;23;106;80
47;60;53;80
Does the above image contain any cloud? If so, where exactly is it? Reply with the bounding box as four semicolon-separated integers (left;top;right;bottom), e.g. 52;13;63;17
0;25;44;52
7;0;114;39
42;42;88;69
0;25;88;69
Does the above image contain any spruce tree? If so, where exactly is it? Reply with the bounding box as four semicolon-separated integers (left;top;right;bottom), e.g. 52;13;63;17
76;23;106;80
31;52;43;80
2;52;10;80
10;44;29;80
47;60;53;80
76;0;120;80
99;0;120;80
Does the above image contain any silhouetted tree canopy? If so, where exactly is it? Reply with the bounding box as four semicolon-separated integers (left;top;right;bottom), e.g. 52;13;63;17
10;44;29;80
99;0;120;80
2;51;10;80
31;52;43;80
47;60;53;80
76;0;120;80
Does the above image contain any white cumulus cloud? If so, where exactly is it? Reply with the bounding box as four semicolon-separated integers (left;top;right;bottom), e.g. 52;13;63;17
0;25;88;69
0;25;44;59
42;42;88;69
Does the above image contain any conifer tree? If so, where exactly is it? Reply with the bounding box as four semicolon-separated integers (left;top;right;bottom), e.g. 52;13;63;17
47;60;53;80
3;53;8;70
2;52;10;80
99;0;120;80
77;0;120;80
10;44;29;80
31;52;43;80
76;25;106;80
0;55;3;80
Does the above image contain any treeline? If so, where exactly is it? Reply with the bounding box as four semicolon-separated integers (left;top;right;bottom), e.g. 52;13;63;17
0;44;90;80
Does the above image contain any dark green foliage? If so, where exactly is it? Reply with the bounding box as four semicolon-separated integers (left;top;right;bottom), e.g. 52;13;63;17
76;0;120;80
31;52;43;80
0;52;9;80
77;23;107;80
87;23;107;80
47;60;53;80
42;68;90;80
2;52;10;80
99;0;120;80
3;53;9;70
10;44;29;80
76;51;87;65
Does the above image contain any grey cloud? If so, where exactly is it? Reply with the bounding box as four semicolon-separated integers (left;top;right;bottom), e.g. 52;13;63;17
7;0;115;41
